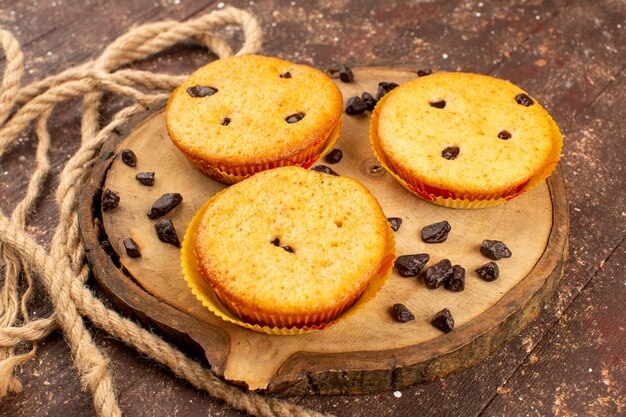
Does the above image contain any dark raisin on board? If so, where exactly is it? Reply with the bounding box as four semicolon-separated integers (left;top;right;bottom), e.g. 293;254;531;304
475;261;500;281
392;303;415;323
515;93;534;106
498;130;512;140
283;245;295;253
442;146;460;160
429;100;446;109
121;149;137;167
311;165;339;176
387;217;403;232
417;68;433;77
324;149;343;164
424;259;453;289
146;193;183;219
431;308;455;333
280;72;292;78
101;189;120;212
135;172;155;186
421;220;451;243
186;86;218;97
445;265;465;292
361;92;377;111
375;81;399;101
339;64;354;83
154;219;180;247
285;113;305;123
123;238;141;258
480;240;512;260
345;96;369;115
394;254;430;277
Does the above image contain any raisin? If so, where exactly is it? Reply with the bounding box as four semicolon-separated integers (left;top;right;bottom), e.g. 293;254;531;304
423;259;453;289
417;68;433;77
155;219;180;247
186;86;218;97
421;220;451;243
135;172;155;186
387;217;403;232
339;64;354;83
515;93;534;106
280;72;292;78
222;117;231;126
445;265;465;292
123;238;141;258
361;92;377;111
375;81;399;101
324;149;343;164
498;130;512;140
285;113;305;123
101;189;120;212
121;149;137;167
147;193;183;219
475;262;499;281
431;308;454;333
442;146;460;160
283;245;295;253
429;100;446;109
480;240;512;260
311;165;339;176
394;254;430;277
345;96;368;115
392;303;415;322
271;238;280;246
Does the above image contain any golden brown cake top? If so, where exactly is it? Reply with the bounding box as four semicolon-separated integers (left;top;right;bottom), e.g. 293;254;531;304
195;166;389;317
375;72;561;196
166;55;343;168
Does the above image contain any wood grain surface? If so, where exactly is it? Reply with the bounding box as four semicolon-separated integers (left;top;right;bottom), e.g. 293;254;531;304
0;0;624;416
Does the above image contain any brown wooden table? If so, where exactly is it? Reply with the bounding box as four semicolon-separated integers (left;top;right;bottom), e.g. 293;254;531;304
0;1;624;416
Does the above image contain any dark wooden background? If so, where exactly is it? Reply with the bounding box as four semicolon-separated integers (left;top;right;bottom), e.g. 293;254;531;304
0;0;624;416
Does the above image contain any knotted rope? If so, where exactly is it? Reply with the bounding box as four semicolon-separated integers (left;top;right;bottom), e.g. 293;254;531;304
0;7;331;417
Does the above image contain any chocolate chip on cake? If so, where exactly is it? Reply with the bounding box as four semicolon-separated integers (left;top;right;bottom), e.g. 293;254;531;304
283;245;295;253
417;68;433;77
311;165;339;176
123;238;141;258
424;259;453;289
394;254;430;277
480;240;512;260
475;261;499;281
102;189;120;212
121;149;137;167
135;172;155;186
154;219;180;247
392;303;415;322
280;72;292;78
186;86;218;97
421;220;451;243
429;100;446;109
222;117;231;126
431;308;454;333
375;81;399;101
445;265;465;292
387;217;402;232
324;149;343;164
271;238;280;246
147;193;183;219
345;96;369;115
515;93;534;106
498;130;512;140
442;146;460;160
339;64;354;83
285;112;305;123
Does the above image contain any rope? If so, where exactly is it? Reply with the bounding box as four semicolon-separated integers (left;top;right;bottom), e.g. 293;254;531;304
0;7;332;417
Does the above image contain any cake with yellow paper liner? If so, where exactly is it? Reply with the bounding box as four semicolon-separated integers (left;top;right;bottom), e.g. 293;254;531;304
370;72;563;208
166;54;343;184
181;166;395;335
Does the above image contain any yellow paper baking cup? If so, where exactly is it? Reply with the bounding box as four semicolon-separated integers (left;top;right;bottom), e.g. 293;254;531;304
369;94;562;209
181;196;395;335
188;117;343;185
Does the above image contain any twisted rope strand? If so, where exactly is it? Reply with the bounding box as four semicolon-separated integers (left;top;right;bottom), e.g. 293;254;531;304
0;7;333;417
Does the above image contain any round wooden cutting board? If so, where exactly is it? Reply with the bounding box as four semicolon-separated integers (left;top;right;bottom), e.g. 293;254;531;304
78;67;568;395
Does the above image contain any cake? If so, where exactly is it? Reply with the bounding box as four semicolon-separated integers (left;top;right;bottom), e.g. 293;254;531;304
189;166;394;329
166;55;343;184
370;72;562;207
